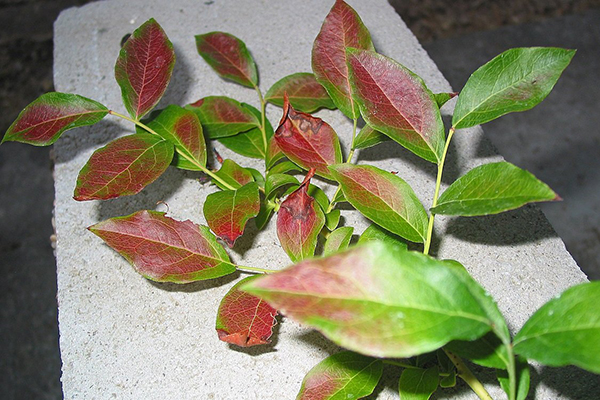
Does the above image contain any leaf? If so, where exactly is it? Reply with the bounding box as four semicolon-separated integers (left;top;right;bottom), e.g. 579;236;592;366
296;351;383;400
218;104;272;159
88;210;236;283
195;31;258;88
145;105;206;171
277;170;325;262
203;182;260;247
308;184;331;213
452;47;575;129
212;159;255;190
266;72;335;113
352;124;389;150
2;92;108;146
242;241;505;358
325;209;341;231
323;226;354;256
187;96;260;139
329;164;428;243
266;136;286;170
115;19;175;120
74;132;173;201
265;173;300;199
216;276;278;347
431;162;559;216
275;96;343;179
513;281;600;373
346;48;445;163
433;92;458;108
497;356;530;400
445;331;510;369
398;366;439;400
357;224;408;251
255;198;276;231
269;160;303;175
312;0;374;119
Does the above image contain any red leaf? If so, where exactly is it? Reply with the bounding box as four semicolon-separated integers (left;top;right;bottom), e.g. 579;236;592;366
187;96;260;139
216;276;278;347
277;169;325;262
115;18;175;120
74;132;173;201
265;72;335;113
312;0;374;119
3;92;107;146
88;210;236;283
274;96;342;179
346;48;445;163
195;32;258;88
203;182;260;247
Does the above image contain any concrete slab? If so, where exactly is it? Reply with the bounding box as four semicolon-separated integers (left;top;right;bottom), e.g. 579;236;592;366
52;1;594;398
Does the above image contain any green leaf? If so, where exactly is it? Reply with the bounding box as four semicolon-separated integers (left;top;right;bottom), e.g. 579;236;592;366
398;366;438;400
3;92;108;146
186;96;260;139
497;356;530;400
266;72;335;113
203;182;260;247
243;242;505;358
308;184;330;213
296;351;383;400
513;281;600;374
432;162;559;216
440;370;456;388
452;47;575;129
269;160;302;175
357;224;408;251
265;173;299;199
352;124;389;150
445;331;510;369
329;164;428;243
212;159;254;190
323;226;354;256
325;209;341;231
144;105;206;171
433;92;458;108
255;198;276;230
217;103;272;159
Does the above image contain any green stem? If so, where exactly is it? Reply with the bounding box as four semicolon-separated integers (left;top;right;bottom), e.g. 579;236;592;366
444;349;493;400
326;118;358;214
507;345;517;400
108;110;237;191
236;265;273;274
423;127;455;255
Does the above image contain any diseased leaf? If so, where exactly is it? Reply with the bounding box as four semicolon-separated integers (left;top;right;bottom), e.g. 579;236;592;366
216;276;278;347
445;331;510;369
452;47;575;129
115;19;175;120
277;170;325;262
346;48;445;163
433;92;458;108
187;96;260;139
265;173;300;199
357;224;408;250
3;92;107;146
312;0;374;119
275;96;342;179
74;132;173;201
297;351;383;400
513;282;600;374
145;105;206;171
212;159;255;190
323;226;354;256
204;182;260;247
329;164;428;243
266;72;335;113
195;31;258;88
398;366;439;400
89;210;236;282
218;103;272;159
498;356;530;400
432;162;559;216
352;124;389;150
243;242;505;358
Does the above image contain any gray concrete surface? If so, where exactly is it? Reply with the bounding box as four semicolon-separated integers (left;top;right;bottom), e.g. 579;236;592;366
49;0;593;399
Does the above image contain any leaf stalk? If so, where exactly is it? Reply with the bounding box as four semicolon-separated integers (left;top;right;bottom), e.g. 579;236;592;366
444;349;493;400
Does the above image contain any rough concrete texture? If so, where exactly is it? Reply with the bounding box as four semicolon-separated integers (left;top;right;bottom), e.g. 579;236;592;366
52;1;594;399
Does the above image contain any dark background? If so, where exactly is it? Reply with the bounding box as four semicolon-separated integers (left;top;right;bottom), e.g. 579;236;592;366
1;0;599;398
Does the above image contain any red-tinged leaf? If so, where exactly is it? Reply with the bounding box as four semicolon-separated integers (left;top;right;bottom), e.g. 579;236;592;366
312;0;374;119
203;182;260;247
216;276;278;347
346;48;445;163
74;132;174;201
266;136;285;170
265;72;335;113
277;170;325;262
297;351;383;400
275;96;342;179
212;159;255;190
145;105;206;171
2;92;107;146
195;31;258;88
88;210;236;283
115;19;175;120
329;164;428;243
187;96;260;139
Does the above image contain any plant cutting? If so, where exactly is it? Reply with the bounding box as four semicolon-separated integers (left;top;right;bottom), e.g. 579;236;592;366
3;1;599;399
